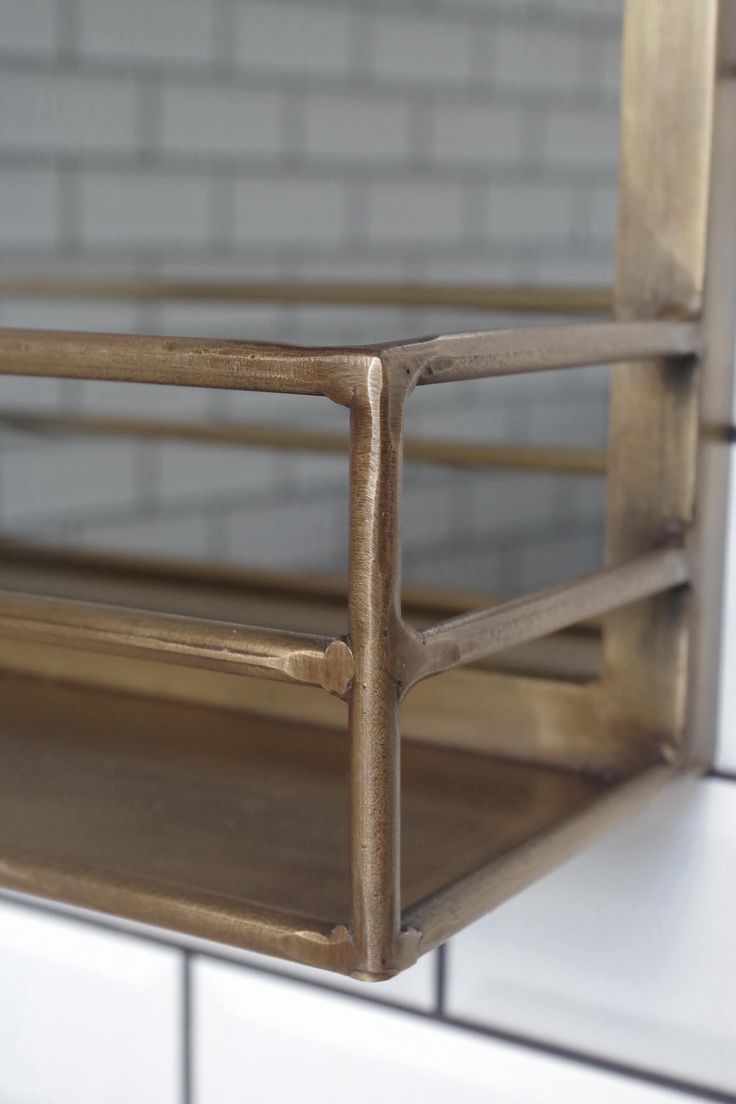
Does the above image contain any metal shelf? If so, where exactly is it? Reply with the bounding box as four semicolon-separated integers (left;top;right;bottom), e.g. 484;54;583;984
0;0;733;981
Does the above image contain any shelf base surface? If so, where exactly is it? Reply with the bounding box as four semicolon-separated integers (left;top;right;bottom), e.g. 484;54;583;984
0;672;607;970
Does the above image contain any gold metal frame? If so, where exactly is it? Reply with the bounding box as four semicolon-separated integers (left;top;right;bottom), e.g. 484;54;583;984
0;0;733;980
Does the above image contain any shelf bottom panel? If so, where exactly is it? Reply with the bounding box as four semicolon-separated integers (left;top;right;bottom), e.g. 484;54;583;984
0;671;607;972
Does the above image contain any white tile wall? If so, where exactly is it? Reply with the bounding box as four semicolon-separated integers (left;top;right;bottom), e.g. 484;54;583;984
0;901;181;1104
447;778;736;1092
80;170;212;248
193;961;706;1104
494;26;582;94
0;72;140;153
0;169;58;247
433;103;526;165
303;95;413;161
235;2;353;77
77;0;216;65
160;84;285;158
0;0;622;584
0;0;57;56
372;14;473;86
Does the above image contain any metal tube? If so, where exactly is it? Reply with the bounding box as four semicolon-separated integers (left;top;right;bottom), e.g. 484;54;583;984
0;276;612;315
407;546;689;689
0;328;368;396
0;589;354;696
393;319;700;385
346;358;405;979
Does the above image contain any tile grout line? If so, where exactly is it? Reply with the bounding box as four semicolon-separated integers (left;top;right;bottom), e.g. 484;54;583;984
182;951;194;1104
3;891;736;1102
434;942;447;1017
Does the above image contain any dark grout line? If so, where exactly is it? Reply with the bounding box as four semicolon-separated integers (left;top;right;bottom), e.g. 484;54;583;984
430;1014;736;1104
181;952;194;1104
434;942;447;1017
706;767;736;784
3;889;735;1102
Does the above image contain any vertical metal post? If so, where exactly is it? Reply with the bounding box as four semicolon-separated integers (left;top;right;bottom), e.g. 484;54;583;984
604;0;720;760
688;2;736;766
346;357;404;979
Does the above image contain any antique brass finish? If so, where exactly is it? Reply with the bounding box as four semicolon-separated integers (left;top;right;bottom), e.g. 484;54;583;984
0;276;612;315
0;0;733;980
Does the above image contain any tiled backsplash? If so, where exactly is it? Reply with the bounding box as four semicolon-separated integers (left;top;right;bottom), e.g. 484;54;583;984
0;0;618;594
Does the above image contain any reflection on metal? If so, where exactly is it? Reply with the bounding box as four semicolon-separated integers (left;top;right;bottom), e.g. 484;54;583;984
0;0;732;981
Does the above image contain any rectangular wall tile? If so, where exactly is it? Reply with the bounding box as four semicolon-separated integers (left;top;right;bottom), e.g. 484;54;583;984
0;0;57;55
447;778;736;1093
80;170;211;247
235;2;352;77
194;960;705;1104
161;83;284;158
372;14;472;85
433;103;525;165
78;0;215;64
233;178;346;244
0;72;139;153
303;94;412;161
0;439;140;522
0;169;57;247
367;181;465;242
0;901;180;1104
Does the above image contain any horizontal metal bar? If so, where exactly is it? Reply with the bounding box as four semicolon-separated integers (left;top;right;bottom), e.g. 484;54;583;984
0;409;607;476
407;546;689;687
0;589;354;696
0;276;613;315
402;766;675;955
0;328;368;396
389;320;700;385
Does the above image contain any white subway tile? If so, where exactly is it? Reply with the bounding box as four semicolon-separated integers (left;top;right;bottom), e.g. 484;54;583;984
433;103;525;164
0;439;140;521
448;778;736;1091
81;380;209;419
78;0;215;64
80;170;210;246
367;181;465;242
0;168;57;246
161;83;284;158
373;14;472;85
158;442;279;499
303;94;412;161
0;901;180;1104
545;107;620;169
488;182;572;241
0;0;57;55
0;72;139;152
225;495;346;572
0;298;138;332
76;512;213;559
236;2;351;77
494;27;582;94
233;179;346;244
194;960;703;1104
589;185;618;241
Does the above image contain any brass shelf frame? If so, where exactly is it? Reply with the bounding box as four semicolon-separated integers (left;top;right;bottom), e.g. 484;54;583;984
0;0;734;980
